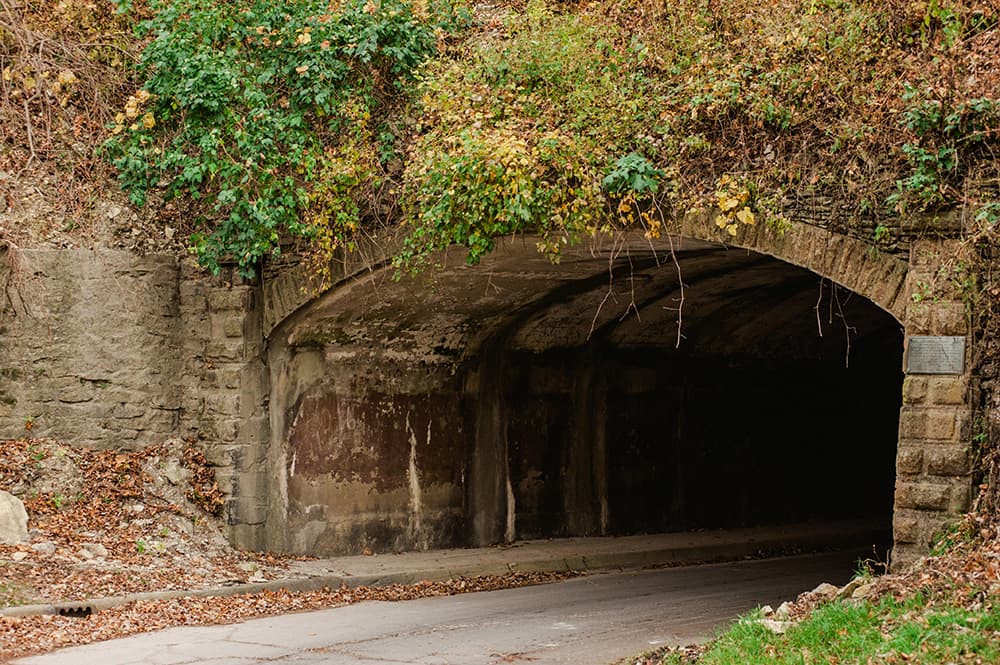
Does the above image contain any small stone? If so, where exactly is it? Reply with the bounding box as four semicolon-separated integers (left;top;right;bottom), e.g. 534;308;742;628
106;205;122;219
31;541;56;555
836;578;866;600
165;226;176;240
775;601;793;620
80;542;108;558
162;460;188;486
0;490;29;545
811;582;839;597
852;583;874;600
238;562;258;572
130;503;145;513
77;548;94;560
758;619;794;634
11;551;28;562
759;604;774;616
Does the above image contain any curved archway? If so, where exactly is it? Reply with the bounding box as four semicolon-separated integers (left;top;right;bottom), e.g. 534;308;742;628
262;216;909;339
263;228;907;561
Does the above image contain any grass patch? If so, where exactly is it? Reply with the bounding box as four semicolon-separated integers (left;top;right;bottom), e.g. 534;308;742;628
648;590;1000;665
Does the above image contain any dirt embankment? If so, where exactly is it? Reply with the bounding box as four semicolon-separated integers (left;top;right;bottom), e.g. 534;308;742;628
0;436;577;662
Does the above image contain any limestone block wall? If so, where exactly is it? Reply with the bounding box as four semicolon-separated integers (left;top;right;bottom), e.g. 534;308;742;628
176;261;270;549
0;249;183;447
892;238;975;570
0;248;269;547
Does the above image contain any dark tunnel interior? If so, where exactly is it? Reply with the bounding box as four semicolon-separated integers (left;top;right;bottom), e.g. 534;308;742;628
460;241;904;557
499;342;903;542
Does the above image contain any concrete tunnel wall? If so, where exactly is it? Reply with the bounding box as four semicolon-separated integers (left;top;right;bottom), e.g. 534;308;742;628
263;234;907;557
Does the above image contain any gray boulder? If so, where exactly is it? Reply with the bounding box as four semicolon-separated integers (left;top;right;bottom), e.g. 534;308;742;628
0;490;29;544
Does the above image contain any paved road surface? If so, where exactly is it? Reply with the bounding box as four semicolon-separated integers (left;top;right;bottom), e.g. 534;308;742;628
14;549;865;665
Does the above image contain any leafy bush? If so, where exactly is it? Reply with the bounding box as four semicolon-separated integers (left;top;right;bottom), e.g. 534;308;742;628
103;0;467;276
395;0;668;272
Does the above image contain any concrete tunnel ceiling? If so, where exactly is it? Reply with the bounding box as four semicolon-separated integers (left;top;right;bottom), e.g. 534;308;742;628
270;234;905;556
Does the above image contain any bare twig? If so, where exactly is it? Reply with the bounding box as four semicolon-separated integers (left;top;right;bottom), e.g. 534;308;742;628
815;277;825;338
587;233;626;340
833;283;856;369
620;248;640;323
652;198;686;348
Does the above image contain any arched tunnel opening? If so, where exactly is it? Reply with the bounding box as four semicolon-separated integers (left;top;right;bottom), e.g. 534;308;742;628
268;235;903;562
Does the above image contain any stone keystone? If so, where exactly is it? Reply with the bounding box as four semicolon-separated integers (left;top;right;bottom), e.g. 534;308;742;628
0;490;29;545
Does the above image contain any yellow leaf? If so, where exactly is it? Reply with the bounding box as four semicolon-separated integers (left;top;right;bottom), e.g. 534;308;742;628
142;112;156;129
726;223;738;237
736;207;756;226
715;215;729;229
717;192;740;212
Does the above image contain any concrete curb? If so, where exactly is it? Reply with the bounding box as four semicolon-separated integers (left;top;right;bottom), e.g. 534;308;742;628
0;523;885;618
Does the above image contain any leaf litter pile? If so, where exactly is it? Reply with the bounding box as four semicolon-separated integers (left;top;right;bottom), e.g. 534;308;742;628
0;438;577;661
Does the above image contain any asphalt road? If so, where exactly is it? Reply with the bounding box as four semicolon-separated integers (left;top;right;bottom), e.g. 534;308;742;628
14;549;865;665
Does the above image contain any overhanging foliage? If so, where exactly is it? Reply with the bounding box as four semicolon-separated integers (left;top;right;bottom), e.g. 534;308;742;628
101;0;998;282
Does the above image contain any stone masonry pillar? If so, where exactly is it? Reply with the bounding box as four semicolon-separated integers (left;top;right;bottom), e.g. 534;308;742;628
179;259;270;550
892;238;974;571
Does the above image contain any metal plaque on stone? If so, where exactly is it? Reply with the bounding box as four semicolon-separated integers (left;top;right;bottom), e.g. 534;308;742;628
906;336;965;375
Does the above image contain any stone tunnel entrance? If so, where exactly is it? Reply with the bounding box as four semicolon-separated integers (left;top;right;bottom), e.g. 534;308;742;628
265;234;905;561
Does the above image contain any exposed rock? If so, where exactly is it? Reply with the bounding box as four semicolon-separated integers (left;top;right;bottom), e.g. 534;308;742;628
80;542;108;558
757;618;794;634
161;459;188;486
852;582;875;600
836;577;866;600
34;446;83;495
811;582;840;597
31;541;56;555
0;490;29;544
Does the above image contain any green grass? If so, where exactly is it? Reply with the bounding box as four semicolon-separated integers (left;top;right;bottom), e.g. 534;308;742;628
656;592;1000;665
